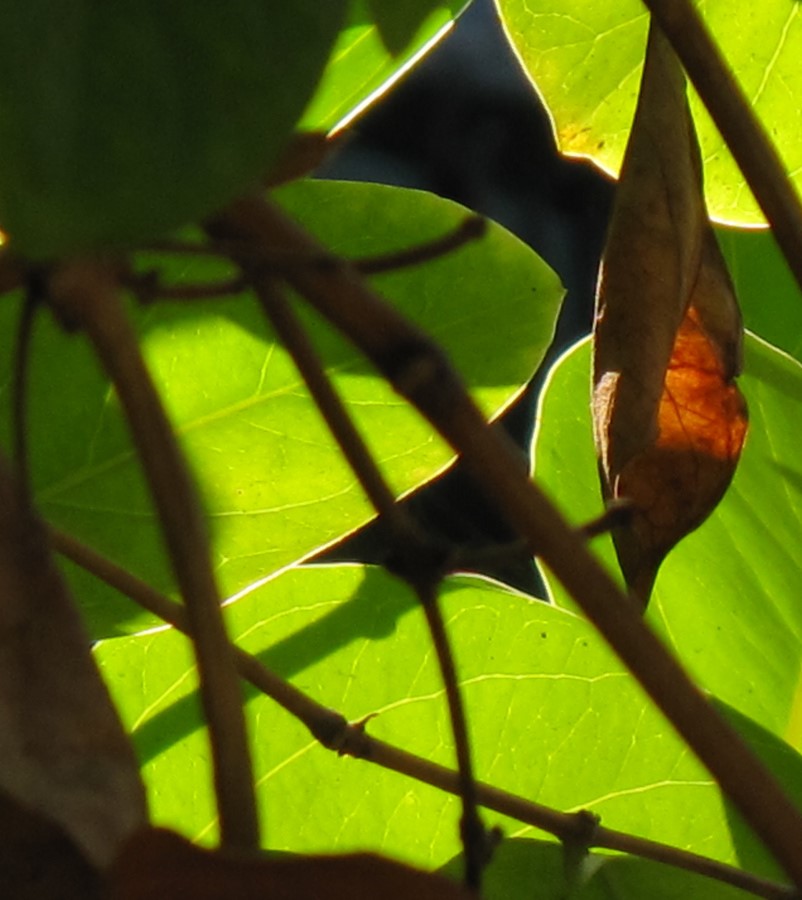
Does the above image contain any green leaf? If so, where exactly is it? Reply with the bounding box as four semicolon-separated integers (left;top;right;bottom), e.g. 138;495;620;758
94;565;771;873
441;839;756;899
532;334;802;745
718;226;802;363
1;180;562;635
301;1;464;131
712;699;802;878
0;1;347;257
494;0;802;225
367;0;451;56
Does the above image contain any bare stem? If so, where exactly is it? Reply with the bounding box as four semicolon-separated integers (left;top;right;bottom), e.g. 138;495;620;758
642;0;802;292
353;216;487;276
253;279;407;529
128;274;249;303
51;527;794;900
420;586;486;891
241;275;486;889
46;261;259;851
209;194;802;888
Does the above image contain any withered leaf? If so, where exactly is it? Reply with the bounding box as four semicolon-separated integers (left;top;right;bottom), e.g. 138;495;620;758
592;22;748;606
108;827;473;899
0;454;147;869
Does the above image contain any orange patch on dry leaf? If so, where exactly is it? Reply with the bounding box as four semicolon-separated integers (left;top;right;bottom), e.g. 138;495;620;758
614;303;748;597
659;306;747;459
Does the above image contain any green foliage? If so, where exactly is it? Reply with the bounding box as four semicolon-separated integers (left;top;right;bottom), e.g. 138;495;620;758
92;566;741;866
442;839;755;899
719;226;802;363
3;0;802;897
301;0;464;130
0;1;347;256
0;180;560;636
532;332;802;748
495;0;802;224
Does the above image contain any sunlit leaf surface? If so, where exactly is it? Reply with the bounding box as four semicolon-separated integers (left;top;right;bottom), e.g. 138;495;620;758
302;1;465;131
495;0;802;224
0;180;561;635
533;335;802;746
719;226;802;364
96;565;789;877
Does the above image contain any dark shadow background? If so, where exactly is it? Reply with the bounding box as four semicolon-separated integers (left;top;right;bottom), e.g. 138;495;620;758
315;0;614;594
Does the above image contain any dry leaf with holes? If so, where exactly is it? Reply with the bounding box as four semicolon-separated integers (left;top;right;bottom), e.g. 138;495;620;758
0;455;147;872
593;22;748;606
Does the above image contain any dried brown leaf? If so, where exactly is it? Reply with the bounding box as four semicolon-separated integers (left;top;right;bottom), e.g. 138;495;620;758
593;22;748;605
0;455;147;868
108;827;473;900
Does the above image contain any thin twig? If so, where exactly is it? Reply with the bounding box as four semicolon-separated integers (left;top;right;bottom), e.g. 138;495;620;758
253;279;410;530
209;194;802;888
242;276;486;889
642;0;802;292
353;216;487;276
45;261;259;852
127;272;249;304
419;584;486;891
50;527;795;900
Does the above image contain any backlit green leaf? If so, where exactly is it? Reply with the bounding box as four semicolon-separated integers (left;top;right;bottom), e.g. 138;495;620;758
719;226;802;364
301;1;465;131
495;0;802;225
532;335;802;747
0;180;562;635
96;564;788;877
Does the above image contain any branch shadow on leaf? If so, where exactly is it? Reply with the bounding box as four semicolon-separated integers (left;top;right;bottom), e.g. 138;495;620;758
124;566;419;766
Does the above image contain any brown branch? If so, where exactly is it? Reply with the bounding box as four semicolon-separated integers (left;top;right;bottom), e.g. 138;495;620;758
642;0;802;292
353;216;487;276
207;194;802;888
126;271;250;304
253;279;410;531
45;261;259;852
50;527;794;899
264;131;340;188
419;585;487;890
244;276;486;889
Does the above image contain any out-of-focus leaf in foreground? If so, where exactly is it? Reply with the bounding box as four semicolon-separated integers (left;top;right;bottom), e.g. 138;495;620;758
0;456;146;870
0;2;346;256
593;24;747;605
